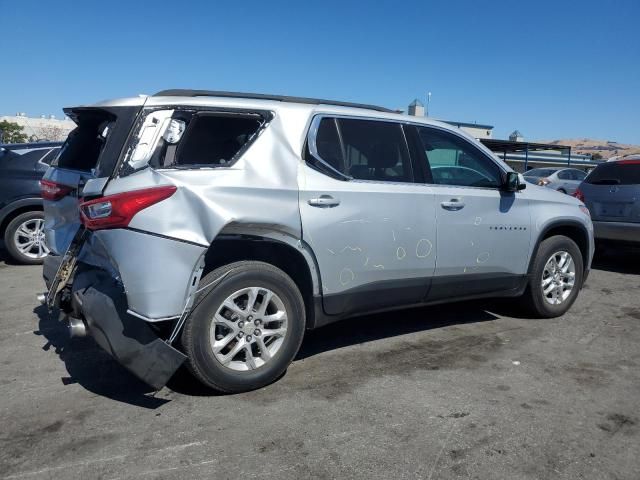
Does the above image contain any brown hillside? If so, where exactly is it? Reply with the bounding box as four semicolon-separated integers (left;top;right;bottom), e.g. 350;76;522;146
537;139;640;159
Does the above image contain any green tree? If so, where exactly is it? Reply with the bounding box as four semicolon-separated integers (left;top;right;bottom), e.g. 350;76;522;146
592;153;603;160
0;121;28;143
0;120;27;143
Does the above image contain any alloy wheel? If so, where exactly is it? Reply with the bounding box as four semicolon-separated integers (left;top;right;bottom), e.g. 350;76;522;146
210;287;288;371
541;250;576;305
13;218;49;260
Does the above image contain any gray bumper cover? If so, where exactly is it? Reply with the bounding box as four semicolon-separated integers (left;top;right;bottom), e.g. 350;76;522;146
593;221;640;243
72;268;186;389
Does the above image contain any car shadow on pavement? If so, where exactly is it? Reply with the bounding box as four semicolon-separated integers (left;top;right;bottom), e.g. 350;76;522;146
34;301;513;402
34;300;510;401
296;301;500;361
0;244;19;267
592;245;640;275
33;304;170;409
166;301;504;396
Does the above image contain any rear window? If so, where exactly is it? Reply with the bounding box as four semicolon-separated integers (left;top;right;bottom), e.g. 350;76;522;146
54;112;115;171
586;161;640;185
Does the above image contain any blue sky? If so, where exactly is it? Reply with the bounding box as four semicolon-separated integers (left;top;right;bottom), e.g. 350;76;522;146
2;0;639;143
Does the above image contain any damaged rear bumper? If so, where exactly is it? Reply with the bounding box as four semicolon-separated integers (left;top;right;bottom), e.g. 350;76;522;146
70;267;186;389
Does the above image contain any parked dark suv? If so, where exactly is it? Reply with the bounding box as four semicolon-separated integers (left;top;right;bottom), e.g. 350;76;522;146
0;142;62;264
574;158;640;246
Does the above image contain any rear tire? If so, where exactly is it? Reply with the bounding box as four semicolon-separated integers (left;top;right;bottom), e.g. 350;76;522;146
181;261;306;393
4;211;49;265
521;235;583;318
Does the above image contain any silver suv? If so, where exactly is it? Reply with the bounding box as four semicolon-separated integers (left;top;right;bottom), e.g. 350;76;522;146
42;90;594;393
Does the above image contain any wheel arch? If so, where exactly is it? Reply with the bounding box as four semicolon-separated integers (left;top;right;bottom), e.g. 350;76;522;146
0;198;43;236
528;220;591;277
202;228;323;329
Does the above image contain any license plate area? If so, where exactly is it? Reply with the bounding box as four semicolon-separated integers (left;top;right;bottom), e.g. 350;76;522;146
595;202;630;218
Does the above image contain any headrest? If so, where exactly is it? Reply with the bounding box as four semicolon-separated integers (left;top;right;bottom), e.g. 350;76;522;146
367;142;399;169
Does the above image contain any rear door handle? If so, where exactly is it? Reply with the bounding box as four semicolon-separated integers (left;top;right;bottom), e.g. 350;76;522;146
440;198;465;211
308;195;340;208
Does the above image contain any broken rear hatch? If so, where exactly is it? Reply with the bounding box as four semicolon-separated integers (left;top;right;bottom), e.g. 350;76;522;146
41;99;191;389
42;102;143;282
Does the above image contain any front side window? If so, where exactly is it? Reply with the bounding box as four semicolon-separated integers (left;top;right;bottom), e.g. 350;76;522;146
416;126;502;188
557;170;571;180
308;117;413;183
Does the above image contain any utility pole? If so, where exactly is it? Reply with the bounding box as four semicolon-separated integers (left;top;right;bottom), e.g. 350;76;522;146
426;92;432;117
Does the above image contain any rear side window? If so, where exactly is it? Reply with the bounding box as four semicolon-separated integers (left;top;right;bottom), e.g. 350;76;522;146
0;148;52;170
174;113;263;167
586;161;640;185
525;168;557;177
572;170;587;181
308;117;413;182
145;112;265;169
557;170;571;180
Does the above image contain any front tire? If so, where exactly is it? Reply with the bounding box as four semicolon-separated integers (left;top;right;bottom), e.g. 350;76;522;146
521;235;583;318
181;261;306;393
4;211;49;265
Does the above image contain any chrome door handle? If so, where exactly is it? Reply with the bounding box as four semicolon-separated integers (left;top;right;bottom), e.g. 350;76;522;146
308;195;340;208
440;198;465;211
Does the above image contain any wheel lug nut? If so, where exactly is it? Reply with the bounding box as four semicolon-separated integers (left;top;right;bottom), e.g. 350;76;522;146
247;315;253;321
238;332;244;338
254;329;261;336
254;319;261;326
246;335;252;342
238;321;244;328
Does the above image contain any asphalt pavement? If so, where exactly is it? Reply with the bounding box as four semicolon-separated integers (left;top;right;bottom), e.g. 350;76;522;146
1;246;639;479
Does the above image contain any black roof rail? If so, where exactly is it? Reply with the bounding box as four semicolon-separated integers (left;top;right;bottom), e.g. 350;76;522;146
0;141;63;150
153;89;394;113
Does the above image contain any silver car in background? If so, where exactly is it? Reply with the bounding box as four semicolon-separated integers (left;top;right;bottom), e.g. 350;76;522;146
523;167;587;195
574;158;640;245
40;90;594;393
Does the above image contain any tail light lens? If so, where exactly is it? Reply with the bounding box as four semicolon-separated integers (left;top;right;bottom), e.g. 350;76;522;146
573;188;585;202
80;186;177;230
40;179;73;201
537;178;550;186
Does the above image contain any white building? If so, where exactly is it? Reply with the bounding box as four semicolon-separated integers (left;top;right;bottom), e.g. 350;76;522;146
405;100;494;139
0;113;75;142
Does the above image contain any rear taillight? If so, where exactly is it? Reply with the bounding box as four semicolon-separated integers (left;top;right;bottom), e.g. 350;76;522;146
537;178;550;186
573;188;585;202
619;159;640;165
40;179;73;201
80;186;177;230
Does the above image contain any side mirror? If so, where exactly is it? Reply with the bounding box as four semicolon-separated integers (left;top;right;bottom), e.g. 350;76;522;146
503;171;526;192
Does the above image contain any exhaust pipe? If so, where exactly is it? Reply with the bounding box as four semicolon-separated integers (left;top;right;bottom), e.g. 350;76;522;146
36;293;47;305
68;316;87;338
